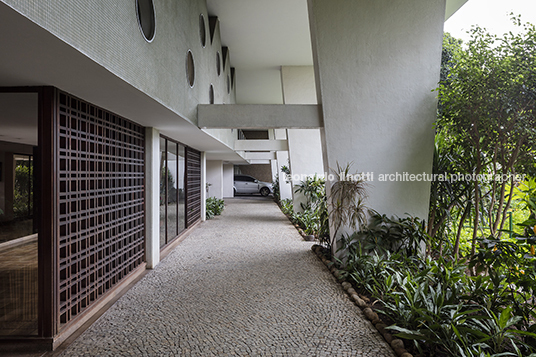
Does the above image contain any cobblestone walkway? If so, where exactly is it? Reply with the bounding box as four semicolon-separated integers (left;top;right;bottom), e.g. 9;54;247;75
58;197;395;357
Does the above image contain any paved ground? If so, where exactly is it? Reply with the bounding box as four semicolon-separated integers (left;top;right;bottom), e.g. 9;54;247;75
57;197;395;357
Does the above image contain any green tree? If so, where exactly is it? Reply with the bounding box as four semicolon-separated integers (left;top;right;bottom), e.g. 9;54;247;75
437;18;536;255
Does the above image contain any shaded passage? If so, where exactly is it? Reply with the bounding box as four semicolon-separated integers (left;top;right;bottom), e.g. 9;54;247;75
59;198;394;356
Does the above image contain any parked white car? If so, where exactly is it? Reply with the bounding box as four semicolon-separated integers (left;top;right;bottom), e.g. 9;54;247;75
233;175;273;197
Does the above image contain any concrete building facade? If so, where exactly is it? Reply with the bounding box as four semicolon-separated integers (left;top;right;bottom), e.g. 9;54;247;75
0;0;467;350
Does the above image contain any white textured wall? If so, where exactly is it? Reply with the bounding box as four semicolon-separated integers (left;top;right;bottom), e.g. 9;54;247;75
206;160;223;199
281;66;317;104
235;68;284;104
1;0;236;124
308;0;445;220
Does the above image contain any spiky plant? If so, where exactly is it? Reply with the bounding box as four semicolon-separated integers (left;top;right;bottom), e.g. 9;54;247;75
328;162;370;249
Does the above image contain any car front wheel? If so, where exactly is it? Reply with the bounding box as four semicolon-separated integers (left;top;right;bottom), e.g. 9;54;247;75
260;187;270;197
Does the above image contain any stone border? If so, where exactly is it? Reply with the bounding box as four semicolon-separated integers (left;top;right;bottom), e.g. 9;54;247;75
276;199;316;241
311;244;414;357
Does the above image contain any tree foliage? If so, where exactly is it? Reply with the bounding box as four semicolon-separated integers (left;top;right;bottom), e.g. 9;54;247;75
435;18;536;256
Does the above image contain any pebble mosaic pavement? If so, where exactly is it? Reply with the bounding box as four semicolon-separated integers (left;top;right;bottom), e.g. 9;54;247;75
58;197;395;357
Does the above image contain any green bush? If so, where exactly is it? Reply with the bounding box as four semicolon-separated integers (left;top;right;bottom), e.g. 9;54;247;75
339;218;536;356
206;197;224;220
293;176;330;245
279;198;293;216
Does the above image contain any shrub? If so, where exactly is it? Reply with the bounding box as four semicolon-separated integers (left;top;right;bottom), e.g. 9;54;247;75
206;197;224;219
339;212;536;356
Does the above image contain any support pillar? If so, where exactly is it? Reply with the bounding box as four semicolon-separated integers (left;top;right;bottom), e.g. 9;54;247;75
287;129;324;212
308;0;445;231
280;66;324;213
145;127;160;269
274;128;292;201
201;152;207;221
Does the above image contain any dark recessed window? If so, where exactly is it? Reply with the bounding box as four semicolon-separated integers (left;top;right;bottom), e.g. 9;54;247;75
209;85;214;104
227;74;230;94
199;14;206;47
136;0;156;42
216;52;221;76
186;50;195;87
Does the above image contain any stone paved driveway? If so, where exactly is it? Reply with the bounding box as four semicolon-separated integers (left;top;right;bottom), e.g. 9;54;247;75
58;197;395;357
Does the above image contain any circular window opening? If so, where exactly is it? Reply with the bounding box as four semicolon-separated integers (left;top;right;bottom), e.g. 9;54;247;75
186;50;195;87
136;0;156;42
216;52;221;76
227;74;230;94
209;84;214;104
199;14;206;47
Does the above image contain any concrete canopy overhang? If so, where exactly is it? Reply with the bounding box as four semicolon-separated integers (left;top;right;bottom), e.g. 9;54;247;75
0;0;468;163
207;0;468;105
0;2;247;164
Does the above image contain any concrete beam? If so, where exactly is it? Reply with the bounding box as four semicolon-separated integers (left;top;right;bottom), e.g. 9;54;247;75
243;152;277;160
198;104;322;129
235;139;288;151
248;160;272;165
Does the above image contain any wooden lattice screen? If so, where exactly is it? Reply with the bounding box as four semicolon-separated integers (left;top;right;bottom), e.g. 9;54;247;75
185;147;201;227
56;91;145;327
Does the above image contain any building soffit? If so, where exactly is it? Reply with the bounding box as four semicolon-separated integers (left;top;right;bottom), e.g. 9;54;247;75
204;0;467;126
0;1;468;162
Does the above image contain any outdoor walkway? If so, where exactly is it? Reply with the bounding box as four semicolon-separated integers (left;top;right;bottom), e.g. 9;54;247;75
57;197;394;357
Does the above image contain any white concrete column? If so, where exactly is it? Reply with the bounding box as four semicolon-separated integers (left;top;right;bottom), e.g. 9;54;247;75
287;129;324;213
274;129;292;200
206;160;224;199
201;152;207;221
270;159;278;183
223;164;234;198
269;130;279;185
280;66;324;213
308;0;445;226
145;127;160;269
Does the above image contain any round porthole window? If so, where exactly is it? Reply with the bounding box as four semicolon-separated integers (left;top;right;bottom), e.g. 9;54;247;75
136;0;156;42
216;52;221;76
199;14;207;47
186;50;195;87
209;84;214;104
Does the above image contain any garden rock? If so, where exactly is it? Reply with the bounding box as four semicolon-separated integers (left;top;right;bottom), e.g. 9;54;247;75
383;332;393;344
363;308;378;322
375;323;387;334
390;339;404;350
